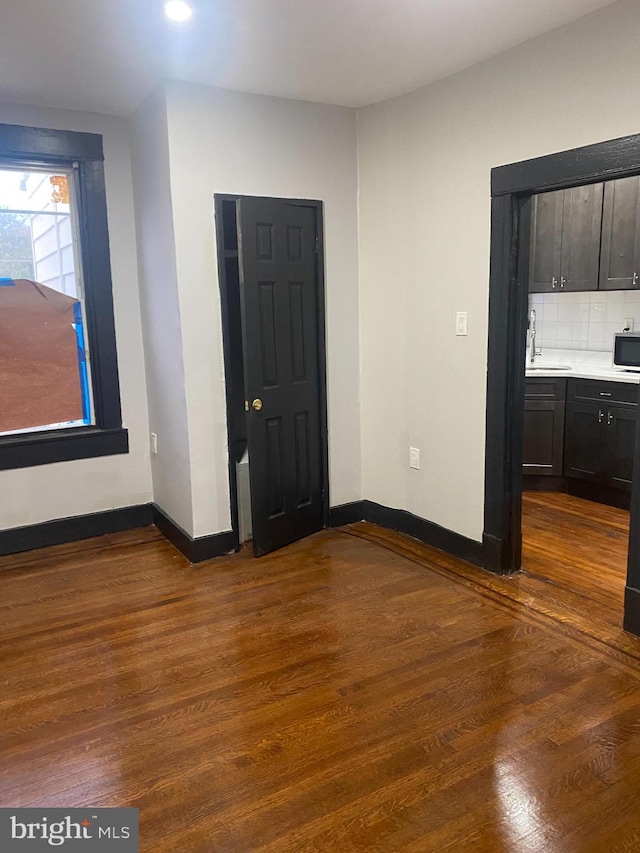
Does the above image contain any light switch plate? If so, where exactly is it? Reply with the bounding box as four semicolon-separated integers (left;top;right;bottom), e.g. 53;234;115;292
456;311;468;336
409;447;420;470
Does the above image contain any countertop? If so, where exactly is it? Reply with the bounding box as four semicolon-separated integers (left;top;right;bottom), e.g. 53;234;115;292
524;348;640;384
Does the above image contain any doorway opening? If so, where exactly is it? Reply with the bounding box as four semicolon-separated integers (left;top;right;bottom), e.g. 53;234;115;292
215;194;329;557
521;178;638;627
483;133;640;637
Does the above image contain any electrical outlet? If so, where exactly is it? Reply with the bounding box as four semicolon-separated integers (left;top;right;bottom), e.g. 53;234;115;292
409;447;420;470
150;432;158;455
624;318;634;333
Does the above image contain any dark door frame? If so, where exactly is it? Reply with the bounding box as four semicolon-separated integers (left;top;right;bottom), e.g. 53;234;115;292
483;131;640;636
214;193;330;552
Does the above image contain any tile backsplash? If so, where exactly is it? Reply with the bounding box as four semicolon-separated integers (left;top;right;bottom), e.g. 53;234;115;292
528;290;640;352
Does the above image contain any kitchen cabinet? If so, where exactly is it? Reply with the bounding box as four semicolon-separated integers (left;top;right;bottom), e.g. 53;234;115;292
599;176;640;290
608;407;637;489
529;191;563;293
522;378;566;476
529;183;604;293
563;379;638;492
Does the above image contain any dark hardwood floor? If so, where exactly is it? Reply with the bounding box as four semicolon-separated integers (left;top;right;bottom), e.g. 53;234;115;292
2;520;640;851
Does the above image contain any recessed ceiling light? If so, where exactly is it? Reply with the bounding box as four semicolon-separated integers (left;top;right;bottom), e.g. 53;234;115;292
164;1;193;23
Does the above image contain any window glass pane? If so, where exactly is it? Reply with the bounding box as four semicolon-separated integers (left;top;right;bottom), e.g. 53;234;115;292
0;168;93;436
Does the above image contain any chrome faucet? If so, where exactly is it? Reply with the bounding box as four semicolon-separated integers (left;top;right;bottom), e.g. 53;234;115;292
529;309;542;363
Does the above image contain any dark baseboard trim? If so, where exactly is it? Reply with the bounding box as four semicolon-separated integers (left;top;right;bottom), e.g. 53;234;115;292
523;475;568;493
0;502;237;564
0;503;153;557
522;476;631;509
330;500;483;568
567;479;631;511
482;532;510;575
363;501;484;567
329;501;366;527
0;497;479;570
152;505;237;563
623;586;640;637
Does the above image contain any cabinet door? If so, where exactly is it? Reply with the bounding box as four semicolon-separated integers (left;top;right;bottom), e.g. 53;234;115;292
523;400;565;475
559;183;604;291
529;190;563;293
564;401;606;482
605;406;637;491
600;176;640;290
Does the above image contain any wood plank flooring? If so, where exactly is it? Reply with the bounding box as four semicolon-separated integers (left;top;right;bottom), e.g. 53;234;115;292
521;491;629;627
2;521;640;851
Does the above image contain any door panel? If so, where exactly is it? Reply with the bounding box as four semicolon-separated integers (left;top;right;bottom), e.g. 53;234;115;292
564;401;606;482
264;416;285;516
289;282;307;381
559;183;603;291
238;198;324;556
600;176;640;290
522;400;565;475
259;282;278;386
529;190;563;293
606;407;637;491
293;410;311;506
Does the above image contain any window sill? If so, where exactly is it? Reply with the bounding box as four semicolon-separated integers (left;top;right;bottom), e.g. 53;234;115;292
0;426;129;471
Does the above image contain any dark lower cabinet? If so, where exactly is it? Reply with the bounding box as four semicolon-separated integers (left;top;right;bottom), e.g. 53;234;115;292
524;377;638;499
564;402;609;483
564;383;638;493
523;378;566;476
608;407;636;490
523;401;565;475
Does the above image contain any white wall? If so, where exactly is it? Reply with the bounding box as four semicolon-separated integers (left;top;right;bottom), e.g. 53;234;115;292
130;88;194;534
163;81;361;538
357;0;640;541
0;102;152;530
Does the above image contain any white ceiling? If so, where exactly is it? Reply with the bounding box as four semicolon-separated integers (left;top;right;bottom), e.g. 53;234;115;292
0;0;619;116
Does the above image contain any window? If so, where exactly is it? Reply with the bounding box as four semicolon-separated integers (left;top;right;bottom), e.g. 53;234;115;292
0;168;92;436
0;124;127;470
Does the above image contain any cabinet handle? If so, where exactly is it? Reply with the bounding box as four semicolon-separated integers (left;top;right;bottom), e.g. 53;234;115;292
608;412;614;425
560;276;567;289
598;410;604;422
551;277;557;289
599;392;612;397
633;272;638;287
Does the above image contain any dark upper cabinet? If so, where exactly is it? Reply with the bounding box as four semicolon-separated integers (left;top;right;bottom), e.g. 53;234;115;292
599;176;640;290
529;184;603;293
563;379;638;492
523;378;566;475
560;183;604;291
530;191;564;293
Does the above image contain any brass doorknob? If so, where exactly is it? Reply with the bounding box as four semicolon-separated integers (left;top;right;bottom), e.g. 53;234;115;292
252;398;263;411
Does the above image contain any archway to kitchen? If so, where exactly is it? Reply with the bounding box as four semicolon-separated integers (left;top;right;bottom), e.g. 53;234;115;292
482;132;640;638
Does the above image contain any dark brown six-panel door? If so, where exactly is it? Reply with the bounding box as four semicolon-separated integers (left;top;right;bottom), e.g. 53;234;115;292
237;198;324;556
